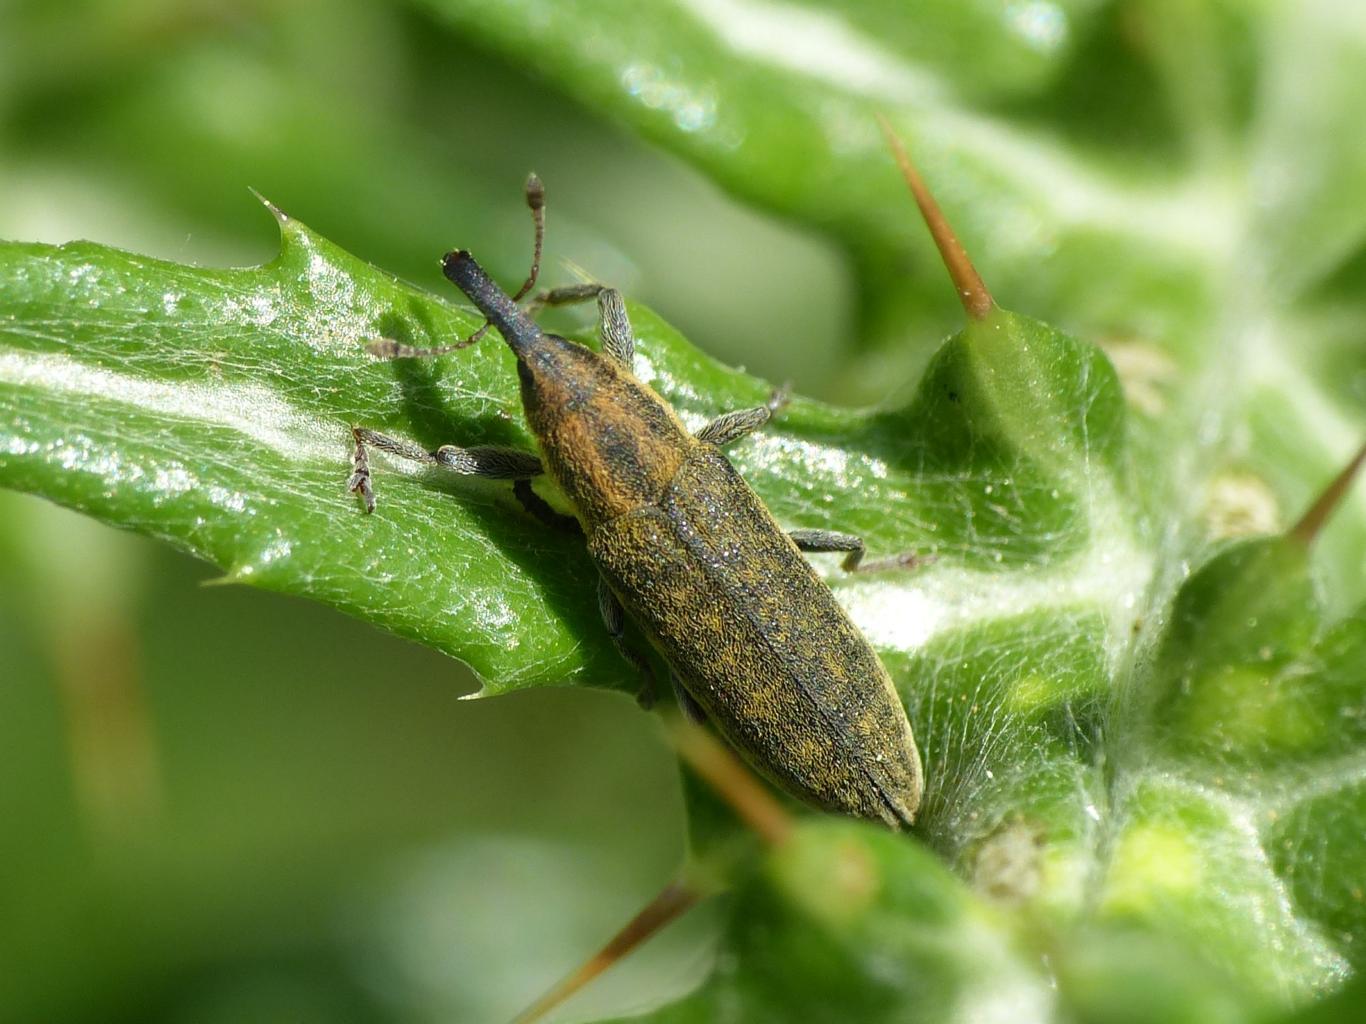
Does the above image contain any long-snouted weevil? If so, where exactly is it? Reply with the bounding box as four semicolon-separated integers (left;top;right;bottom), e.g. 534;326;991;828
347;176;923;829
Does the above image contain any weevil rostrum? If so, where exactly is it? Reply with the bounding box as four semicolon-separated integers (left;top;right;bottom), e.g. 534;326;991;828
347;177;923;829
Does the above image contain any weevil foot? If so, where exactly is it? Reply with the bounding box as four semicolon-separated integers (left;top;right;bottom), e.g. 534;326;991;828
347;471;376;514
348;427;376;513
365;333;483;360
346;424;548;517
697;383;792;447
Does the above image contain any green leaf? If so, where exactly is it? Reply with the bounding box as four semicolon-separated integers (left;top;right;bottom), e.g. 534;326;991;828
6;206;1360;1019
417;0;1226;370
603;819;1039;1024
0;218;627;692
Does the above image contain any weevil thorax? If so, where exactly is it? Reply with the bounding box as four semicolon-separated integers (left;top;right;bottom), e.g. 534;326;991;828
440;250;691;530
517;336;691;530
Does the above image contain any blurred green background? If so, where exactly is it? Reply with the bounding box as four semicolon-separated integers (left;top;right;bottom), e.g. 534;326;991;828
0;1;852;1021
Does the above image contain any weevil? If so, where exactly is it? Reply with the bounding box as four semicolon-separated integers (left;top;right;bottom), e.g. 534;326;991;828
347;178;922;828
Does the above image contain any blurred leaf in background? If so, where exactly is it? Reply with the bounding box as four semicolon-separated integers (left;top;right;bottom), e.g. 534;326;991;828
2;1;1366;1023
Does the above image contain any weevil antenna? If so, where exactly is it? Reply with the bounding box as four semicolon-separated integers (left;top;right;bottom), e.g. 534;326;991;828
509;881;703;1024
1289;439;1366;545
367;175;547;360
511;172;546;301
458;172;546;349
876;113;994;321
450;173;546;351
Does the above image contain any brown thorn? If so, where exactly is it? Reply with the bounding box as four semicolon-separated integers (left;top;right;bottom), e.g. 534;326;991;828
508;716;789;1021
1289;439;1366;546
876;113;994;321
509;880;702;1024
667;715;794;847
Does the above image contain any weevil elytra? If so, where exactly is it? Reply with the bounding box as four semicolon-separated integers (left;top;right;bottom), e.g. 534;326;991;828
348;178;922;829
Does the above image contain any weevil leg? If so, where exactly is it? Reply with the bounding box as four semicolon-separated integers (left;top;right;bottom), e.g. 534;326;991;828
347;429;376;513
788;528;927;574
527;282;604;312
348;426;543;513
597;575;658;707
529;284;635;367
669;670;708;725
513;479;582;535
594;289;634;366
695;384;791;446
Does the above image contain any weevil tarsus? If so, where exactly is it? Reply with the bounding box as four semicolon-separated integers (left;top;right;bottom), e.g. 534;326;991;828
766;382;793;413
695;381;789;446
346;428;376;512
509;172;546;302
527;282;635;366
695;404;774;446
